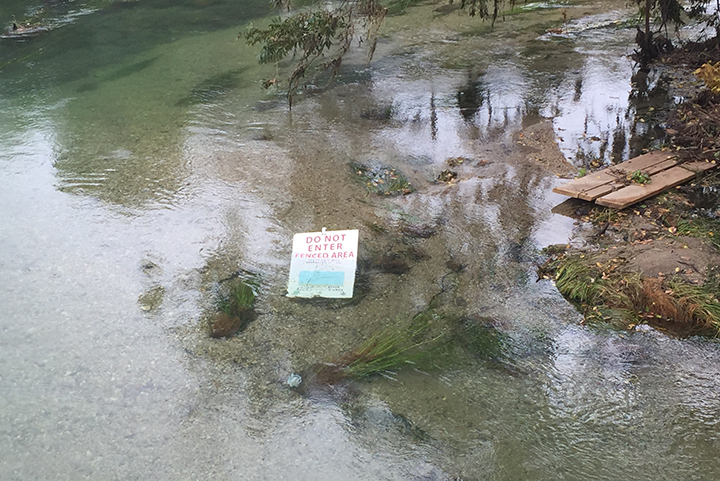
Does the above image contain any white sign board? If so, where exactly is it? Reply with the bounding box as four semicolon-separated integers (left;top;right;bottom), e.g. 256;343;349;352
287;229;359;298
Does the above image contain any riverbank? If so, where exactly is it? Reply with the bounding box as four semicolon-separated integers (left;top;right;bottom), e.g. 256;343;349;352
540;43;720;336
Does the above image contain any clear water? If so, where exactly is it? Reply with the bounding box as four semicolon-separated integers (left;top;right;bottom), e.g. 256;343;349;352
2;1;719;480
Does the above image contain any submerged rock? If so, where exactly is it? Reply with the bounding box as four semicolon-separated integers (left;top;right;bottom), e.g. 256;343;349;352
359;105;394;121
138;285;165;312
210;309;257;338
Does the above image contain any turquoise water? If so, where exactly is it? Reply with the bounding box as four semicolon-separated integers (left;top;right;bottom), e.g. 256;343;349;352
2;1;720;480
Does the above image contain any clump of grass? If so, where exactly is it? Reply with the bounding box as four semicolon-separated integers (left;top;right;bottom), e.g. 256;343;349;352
343;327;432;379
314;309;443;383
665;279;720;329
210;278;259;338
552;256;635;309
544;254;720;335
675;217;720;250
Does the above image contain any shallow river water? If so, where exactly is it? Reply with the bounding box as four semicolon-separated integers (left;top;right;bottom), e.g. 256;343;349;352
2;0;720;479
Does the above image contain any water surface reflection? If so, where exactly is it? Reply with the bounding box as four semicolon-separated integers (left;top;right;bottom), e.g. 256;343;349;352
2;1;720;480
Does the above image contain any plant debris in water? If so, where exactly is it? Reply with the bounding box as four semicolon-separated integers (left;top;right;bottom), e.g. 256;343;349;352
445;156;468;167
351;161;414;196
436;169;458;183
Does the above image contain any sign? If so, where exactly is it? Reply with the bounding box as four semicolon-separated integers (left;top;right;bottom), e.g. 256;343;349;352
287;228;359;298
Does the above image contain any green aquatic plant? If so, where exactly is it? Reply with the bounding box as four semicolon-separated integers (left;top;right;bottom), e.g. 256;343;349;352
341;326;435;379
217;279;257;317
210;278;259;338
315;305;444;383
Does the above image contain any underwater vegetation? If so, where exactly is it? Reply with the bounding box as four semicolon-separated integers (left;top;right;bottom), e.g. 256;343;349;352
210;277;259;338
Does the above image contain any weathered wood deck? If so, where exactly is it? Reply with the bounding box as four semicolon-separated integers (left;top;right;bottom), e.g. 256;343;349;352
552;151;717;209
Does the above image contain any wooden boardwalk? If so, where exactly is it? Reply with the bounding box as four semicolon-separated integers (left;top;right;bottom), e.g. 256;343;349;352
552;152;717;209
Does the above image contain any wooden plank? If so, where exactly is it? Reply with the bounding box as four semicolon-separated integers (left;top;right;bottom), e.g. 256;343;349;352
681;160;717;173
552;151;677;199
552;170;621;199
611;151;678;173
644;158;680;175
595;163;714;209
574;158;682;200
577;181;624;201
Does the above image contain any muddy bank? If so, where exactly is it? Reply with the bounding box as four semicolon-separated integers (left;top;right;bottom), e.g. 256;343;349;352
544;50;720;335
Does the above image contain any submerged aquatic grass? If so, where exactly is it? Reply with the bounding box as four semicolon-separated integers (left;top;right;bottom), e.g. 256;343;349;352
210;277;259;338
342;326;435;379
217;279;257;317
314;306;445;383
